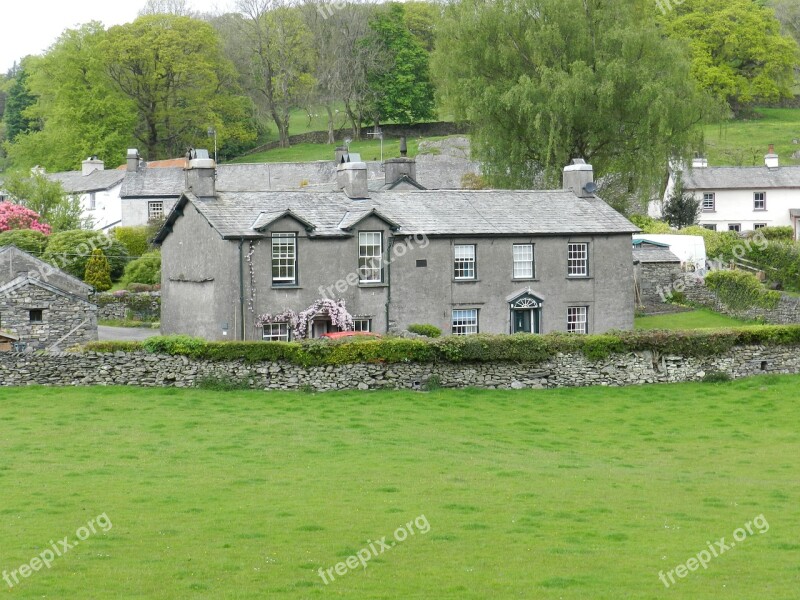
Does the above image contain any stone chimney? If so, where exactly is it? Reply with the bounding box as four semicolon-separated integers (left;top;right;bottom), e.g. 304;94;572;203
126;149;140;172
337;162;369;199
562;159;595;198
384;157;416;185
691;153;708;169
82;156;104;176
765;144;779;169
185;149;216;197
334;145;349;164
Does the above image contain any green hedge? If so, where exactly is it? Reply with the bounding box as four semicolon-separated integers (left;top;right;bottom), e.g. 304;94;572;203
705;270;781;310
84;327;800;366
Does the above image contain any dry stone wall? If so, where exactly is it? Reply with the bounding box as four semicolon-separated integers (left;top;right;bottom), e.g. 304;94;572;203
0;345;797;391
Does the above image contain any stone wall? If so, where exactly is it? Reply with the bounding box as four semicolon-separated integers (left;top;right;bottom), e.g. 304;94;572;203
1;345;797;390
683;279;800;324
97;292;160;321
0;284;97;351
635;261;682;306
241;122;470;156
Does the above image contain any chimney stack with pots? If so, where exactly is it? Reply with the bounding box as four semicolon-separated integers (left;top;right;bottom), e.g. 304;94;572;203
337;162;369;199
184;148;216;197
765;144;779;169
126;149;140;172
562;158;596;198
82;156;104;176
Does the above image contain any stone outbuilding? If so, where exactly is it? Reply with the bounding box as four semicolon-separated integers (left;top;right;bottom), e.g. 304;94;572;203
633;240;683;307
0;245;97;351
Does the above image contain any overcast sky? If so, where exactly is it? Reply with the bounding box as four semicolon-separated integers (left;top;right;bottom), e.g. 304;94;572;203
1;0;229;74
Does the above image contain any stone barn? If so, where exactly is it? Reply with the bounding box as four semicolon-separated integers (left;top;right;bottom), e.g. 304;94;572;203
0;245;97;351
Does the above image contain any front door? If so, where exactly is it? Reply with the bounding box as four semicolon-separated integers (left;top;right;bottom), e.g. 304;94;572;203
512;309;532;333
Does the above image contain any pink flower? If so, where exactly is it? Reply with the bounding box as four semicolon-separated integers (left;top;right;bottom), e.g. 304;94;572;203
0;202;51;234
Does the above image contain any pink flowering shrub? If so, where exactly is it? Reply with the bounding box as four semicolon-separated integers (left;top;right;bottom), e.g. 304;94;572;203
0;202;51;234
256;298;354;339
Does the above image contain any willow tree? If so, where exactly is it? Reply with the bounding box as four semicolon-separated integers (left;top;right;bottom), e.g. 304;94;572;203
433;0;713;209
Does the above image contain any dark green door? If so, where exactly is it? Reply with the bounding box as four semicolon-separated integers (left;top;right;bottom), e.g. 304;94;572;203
513;309;532;333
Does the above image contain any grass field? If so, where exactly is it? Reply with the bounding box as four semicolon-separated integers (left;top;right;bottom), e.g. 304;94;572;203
1;378;799;598
635;309;757;330
228;136;437;164
703;108;800;167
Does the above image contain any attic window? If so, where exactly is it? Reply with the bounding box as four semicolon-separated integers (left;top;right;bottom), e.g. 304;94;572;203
29;309;43;323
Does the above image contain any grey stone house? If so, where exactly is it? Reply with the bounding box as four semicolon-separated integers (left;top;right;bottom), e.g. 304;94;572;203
156;156;638;340
0;246;97;350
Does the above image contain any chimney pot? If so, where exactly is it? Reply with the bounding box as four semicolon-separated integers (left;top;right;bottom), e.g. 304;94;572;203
399;136;408;157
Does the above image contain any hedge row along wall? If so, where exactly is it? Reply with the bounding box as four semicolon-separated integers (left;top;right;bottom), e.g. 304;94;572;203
84;327;800;367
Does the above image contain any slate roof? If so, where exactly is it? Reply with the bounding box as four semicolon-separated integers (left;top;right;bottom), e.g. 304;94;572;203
122;158;480;198
46;170;125;193
158;189;639;242
120;168;185;198
633;247;681;264
0;245;92;293
682;166;800;190
0;274;96;306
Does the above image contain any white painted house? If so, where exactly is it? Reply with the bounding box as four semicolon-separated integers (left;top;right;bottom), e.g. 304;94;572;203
654;148;800;240
47;157;125;231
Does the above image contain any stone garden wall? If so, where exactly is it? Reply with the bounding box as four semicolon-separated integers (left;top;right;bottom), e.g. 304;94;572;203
683;280;800;325
1;345;797;391
96;292;160;321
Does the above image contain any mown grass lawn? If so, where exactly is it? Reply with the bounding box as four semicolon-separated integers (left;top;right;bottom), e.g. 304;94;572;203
634;309;758;330
1;378;798;599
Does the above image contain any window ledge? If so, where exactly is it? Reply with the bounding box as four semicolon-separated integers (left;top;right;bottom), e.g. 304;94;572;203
453;279;480;283
566;276;593;280
512;278;538;282
358;282;388;288
753;209;767;212
272;284;301;289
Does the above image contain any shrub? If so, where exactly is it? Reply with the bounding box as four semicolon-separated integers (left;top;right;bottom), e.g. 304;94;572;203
43;230;129;280
195;375;252;391
113;226;152;258
750;226;794;242
84;249;112;291
629;215;671;233
743;240;800;291
123;250;161;285
423;375;442;391
702;370;731;383
0;201;50;234
0;229;48;254
408;323;442;338
705;270;781;310
680;226;740;262
127;283;160;292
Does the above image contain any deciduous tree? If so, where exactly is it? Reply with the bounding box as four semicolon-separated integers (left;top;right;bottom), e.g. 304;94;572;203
433;0;711;208
661;0;799;113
